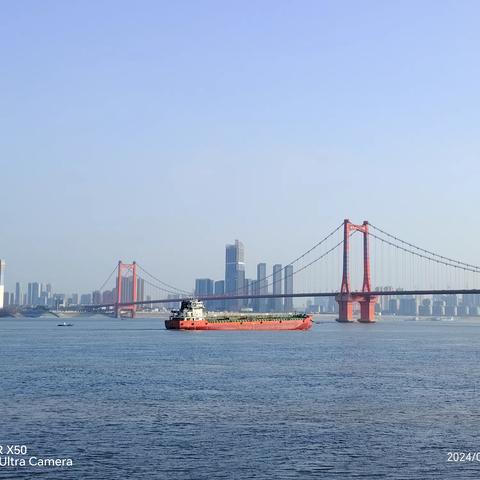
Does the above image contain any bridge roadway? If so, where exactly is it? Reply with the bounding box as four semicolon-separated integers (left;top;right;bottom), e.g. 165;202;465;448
86;289;480;310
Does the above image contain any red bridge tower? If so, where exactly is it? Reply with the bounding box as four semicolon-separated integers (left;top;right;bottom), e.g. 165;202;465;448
336;219;377;323
115;260;137;318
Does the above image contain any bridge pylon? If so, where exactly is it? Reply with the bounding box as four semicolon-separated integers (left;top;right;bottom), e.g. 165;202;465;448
336;219;377;323
115;260;137;318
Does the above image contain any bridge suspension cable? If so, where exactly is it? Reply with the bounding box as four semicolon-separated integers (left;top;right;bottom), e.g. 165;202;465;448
369;224;480;272
141;277;190;297
290;237;347;279
368;230;480;274
285;223;343;267
136;263;191;295
96;265;118;293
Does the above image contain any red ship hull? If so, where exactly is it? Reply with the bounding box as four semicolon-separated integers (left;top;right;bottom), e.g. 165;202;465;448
165;316;313;331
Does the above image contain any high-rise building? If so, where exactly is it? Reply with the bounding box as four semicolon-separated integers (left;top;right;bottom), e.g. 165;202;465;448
284;264;293;312
38;292;48;306
137;278;145;303
45;283;52;303
15;282;21;306
80;293;92;305
375;286;393;312
102;290;114;304
272;264;283;312
327;296;338;314
463;294;477;307
52;294;65;309
256;263;268;312
213;280;225;311
432;300;445;316
0;260;5;309
195;278;214;297
27;283;32;305
388;298;398;314
195;278;214;309
92;290;102;304
118;276;135;303
33;282;40;305
225;240;245;311
27;282;40;306
399;297;417;316
418;298;432;316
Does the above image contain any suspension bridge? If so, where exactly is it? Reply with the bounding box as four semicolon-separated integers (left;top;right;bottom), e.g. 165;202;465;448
84;219;480;323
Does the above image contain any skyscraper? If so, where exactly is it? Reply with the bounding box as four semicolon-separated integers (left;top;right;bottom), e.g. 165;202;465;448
213;280;225;311
27;282;40;306
195;278;215;310
102;290;114;305
118;276;135;303
45;283;52;304
137;278;145;303
195;278;214;296
284;264;293;312
225;240;245;311
272;264;283;312
256;263;268;312
27;283;32;305
33;282;40;305
92;290;102;304
80;293;92;305
15;282;21;306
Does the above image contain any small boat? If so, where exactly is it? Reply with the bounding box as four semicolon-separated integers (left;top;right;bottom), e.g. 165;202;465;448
57;322;73;327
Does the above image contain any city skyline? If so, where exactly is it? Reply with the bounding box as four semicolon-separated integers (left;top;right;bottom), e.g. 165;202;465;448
3;213;480;309
4;232;480;319
5;270;480;319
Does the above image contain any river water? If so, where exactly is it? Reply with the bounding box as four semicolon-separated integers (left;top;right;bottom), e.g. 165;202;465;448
0;316;479;479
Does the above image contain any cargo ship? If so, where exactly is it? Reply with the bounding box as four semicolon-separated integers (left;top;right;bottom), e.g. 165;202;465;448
165;299;313;331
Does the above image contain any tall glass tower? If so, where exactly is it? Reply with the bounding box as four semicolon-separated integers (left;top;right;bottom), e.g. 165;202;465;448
256;262;268;312
225;240;245;311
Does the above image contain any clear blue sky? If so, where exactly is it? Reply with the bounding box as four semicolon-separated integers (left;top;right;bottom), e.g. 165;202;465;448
1;0;479;293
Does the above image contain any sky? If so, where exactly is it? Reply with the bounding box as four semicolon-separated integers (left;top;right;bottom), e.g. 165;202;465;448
1;0;479;294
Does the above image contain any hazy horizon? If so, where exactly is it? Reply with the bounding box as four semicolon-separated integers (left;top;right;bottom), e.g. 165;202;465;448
1;1;480;293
